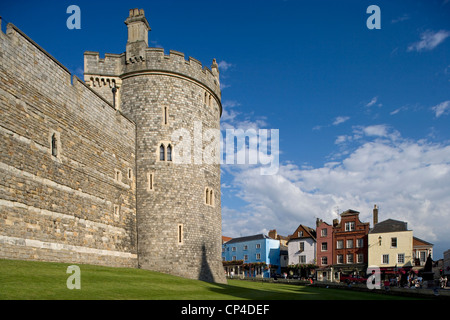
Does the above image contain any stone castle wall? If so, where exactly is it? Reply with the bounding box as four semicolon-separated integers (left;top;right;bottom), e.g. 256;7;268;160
0;23;137;268
0;8;227;284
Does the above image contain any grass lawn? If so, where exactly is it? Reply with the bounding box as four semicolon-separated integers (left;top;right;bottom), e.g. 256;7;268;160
0;259;419;300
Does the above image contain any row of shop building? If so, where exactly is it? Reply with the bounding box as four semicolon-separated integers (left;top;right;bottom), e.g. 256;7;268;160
222;205;436;282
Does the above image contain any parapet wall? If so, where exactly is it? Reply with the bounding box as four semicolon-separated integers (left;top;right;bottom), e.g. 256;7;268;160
84;47;222;114
0;23;137;268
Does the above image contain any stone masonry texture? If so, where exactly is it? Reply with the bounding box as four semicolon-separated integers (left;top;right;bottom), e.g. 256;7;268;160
0;9;226;283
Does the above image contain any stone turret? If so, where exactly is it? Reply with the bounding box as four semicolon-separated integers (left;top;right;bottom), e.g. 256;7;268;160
84;9;226;283
125;8;151;62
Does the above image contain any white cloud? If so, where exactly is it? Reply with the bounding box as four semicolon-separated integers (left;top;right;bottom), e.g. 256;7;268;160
365;96;383;109
366;96;378;107
222;126;450;255
332;116;350;126
218;60;233;72
407;30;450;52
431;100;450;118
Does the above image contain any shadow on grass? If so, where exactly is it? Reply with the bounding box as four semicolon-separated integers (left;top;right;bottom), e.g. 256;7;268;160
203;279;420;300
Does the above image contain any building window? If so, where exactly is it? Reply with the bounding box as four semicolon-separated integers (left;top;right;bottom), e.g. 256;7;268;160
321;256;328;266
299;255;306;264
321;229;327;237
128;168;133;180
298;231;303;237
160;144;165;161
347;254;353;264
163;106;169;125
345;222;355;231
356;238;364;248
243;245;248;250
232;247;236;251
357;254;364;263
256;253;261;260
114;169;122;183
299;242;304;251
256;244;261;249
205;188;214;206
336;240;344;249
147;172;154;191
346;239;353;249
420;251;426;263
158;142;173;162
244;255;248;261
398;253;405;264
167;144;172;162
337;254;344;264
391;237;397;248
51;133;58;157
113;205;120;220
321;242;328;251
49;130;61;159
382;254;389;264
177;224;183;245
232;256;237;261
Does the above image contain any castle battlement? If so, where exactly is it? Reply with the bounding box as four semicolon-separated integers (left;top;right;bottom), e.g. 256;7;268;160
84;8;221;113
85;47;221;108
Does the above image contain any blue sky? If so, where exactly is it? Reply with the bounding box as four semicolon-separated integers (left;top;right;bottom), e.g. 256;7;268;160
1;0;449;258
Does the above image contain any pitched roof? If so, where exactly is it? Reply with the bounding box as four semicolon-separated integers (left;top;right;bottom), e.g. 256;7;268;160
288;224;316;242
222;236;233;243
369;219;409;234
224;234;271;245
340;209;360;216
413;236;433;247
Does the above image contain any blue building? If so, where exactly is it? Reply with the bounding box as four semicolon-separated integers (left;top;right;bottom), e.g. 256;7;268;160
222;234;281;278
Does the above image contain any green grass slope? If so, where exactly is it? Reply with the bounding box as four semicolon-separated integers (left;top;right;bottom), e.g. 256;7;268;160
0;259;416;300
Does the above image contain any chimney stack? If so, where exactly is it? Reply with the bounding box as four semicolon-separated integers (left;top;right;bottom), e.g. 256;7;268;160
316;218;323;227
373;204;378;226
332;219;339;227
124;8;151;61
268;229;277;240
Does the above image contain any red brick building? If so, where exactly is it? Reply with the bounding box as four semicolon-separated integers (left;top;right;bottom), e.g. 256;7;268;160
332;209;370;279
316;218;333;281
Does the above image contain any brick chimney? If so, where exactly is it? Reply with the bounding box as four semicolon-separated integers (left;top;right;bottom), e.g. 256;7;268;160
373;204;378;226
268;229;277;239
332;219;339;227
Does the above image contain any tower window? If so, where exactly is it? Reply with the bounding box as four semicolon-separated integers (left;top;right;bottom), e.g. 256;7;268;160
167;144;172;161
51;133;58;157
163;106;168;125
113;205;120;220
205;187;214;206
177;224;183;245
158;142;173;162
49;130;61;159
114;169;122;183
160;144;165;161
147;172;154;191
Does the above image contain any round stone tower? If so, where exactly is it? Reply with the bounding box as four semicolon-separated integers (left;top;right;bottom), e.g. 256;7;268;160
119;9;225;283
